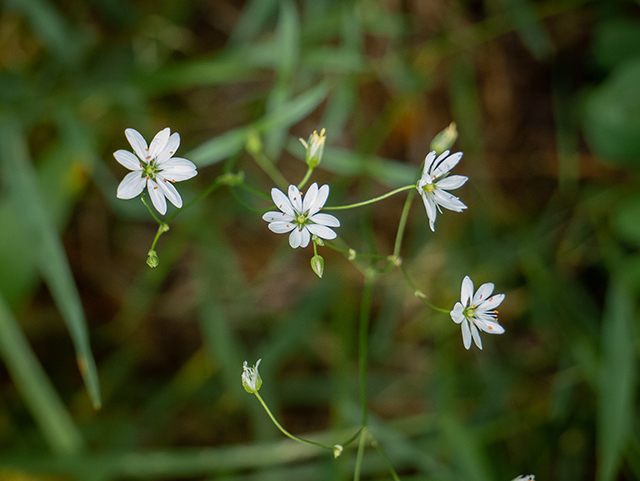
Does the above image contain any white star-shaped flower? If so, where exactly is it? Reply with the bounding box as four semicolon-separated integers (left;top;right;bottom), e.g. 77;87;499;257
450;276;505;350
114;128;198;215
512;476;535;481
417;150;468;231
262;183;340;248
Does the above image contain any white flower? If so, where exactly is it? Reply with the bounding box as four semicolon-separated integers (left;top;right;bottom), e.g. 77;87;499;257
242;359;262;394
417;150;468;231
114;128;198;215
450;276;505;350
512;476;535;481
262;183;340;249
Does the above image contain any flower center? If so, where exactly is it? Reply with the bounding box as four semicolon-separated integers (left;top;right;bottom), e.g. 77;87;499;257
141;161;161;180
296;213;309;225
463;305;476;320
423;182;436;194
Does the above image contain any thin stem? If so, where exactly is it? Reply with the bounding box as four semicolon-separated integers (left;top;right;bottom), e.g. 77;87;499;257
166;179;224;222
353;428;368;481
229;187;268;213
324;242;388;260
249;150;289;191
372;439;402;481
140;194;162;224
359;277;375;427
297;166;314;190
392;190;416;259
254;392;335;451
399;265;450;313
340;426;364;448
237;182;271;200
149;223;169;252
324;185;415;211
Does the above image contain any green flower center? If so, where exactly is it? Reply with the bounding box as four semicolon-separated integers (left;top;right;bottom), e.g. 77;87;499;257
423;183;436;194
463;305;476;319
296;213;309;225
141;161;161;180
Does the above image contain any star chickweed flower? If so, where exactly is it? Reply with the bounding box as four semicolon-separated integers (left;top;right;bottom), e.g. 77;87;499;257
450;276;505;350
417;150;468;231
512;476;535;481
114;128;198;215
242;359;262;394
262;183;340;249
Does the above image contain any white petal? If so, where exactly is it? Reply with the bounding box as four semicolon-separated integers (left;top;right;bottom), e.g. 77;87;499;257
268;221;296;234
432;189;467;212
302;182;319;213
423;151;437;176
461;320;472;350
309;213;340;227
421;193;437;231
288;185;303;213
470;323;483;349
125;128;149;161
117;171;146;199
307;224;337;240
433;151;463;179
262;211;294;223
271;188;295;216
436;175;468;190
156;177;182;208
475;319;505;335
289;228;303;248
472;282;495;306
481;293;505;310
148;128;171;160
307;184;329;216
114;150;142;171
159;158;198;181
147;179;167;215
461;276;474;305
299;227;311;247
450;303;465;324
156;132;180;165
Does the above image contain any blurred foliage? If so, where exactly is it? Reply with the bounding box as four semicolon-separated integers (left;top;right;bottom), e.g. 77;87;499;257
0;0;639;480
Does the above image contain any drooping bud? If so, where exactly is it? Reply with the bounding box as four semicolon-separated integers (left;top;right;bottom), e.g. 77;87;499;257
430;122;458;155
300;128;326;168
246;129;262;155
146;250;159;268
242;359;262;394
310;254;325;278
333;444;343;458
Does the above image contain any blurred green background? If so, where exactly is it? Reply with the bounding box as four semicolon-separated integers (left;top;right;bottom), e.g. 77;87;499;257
0;0;640;480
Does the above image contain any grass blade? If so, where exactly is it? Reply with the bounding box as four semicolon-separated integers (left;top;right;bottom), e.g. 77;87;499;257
0;292;83;455
0;119;102;409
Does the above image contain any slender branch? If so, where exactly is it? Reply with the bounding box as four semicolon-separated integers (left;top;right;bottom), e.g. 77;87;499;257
254;392;335;451
140;193;162;224
248;150;289;191
297;166;314;190
392;190;416;259
359;277;375;427
166;179;224;222
323;185;415;211
354;428;368;481
372;439;402;481
399;265;450;313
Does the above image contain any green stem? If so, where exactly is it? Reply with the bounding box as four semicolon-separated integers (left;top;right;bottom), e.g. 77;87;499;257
149;223;169;252
392;190;416;259
166;179;224;222
359;277;375;427
254;392;335;451
237;182;271;200
399;265;450;313
324;185;415;211
249;150;289;191
353;428;368;481
140;194;162;224
372;439;402;481
324;242;388;260
297;166;314;190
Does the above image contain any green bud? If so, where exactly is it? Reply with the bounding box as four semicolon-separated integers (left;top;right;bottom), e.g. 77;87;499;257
310;254;324;278
300;128;326;168
312;235;324;246
242;359;262;394
430;122;458;155
348;249;356;261
146;250;159;268
246;129;262;155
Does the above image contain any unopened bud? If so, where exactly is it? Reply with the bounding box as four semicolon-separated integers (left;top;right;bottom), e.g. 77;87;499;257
146;250;159;268
246;129;262;155
300;128;326;168
310;254;325;278
333;444;343;458
242;359;262;394
430;122;458;155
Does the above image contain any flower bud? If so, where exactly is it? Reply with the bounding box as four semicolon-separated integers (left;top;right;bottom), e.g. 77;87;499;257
333;444;343;458
300;128;326;168
310;254;324;278
146;250;159;268
242;359;262;394
246;129;262;155
430;122;458;155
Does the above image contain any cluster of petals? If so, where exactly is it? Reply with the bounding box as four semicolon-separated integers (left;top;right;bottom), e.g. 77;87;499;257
417;150;468;231
262;183;340;248
242;359;262;394
450;276;505;350
114;128;198;215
